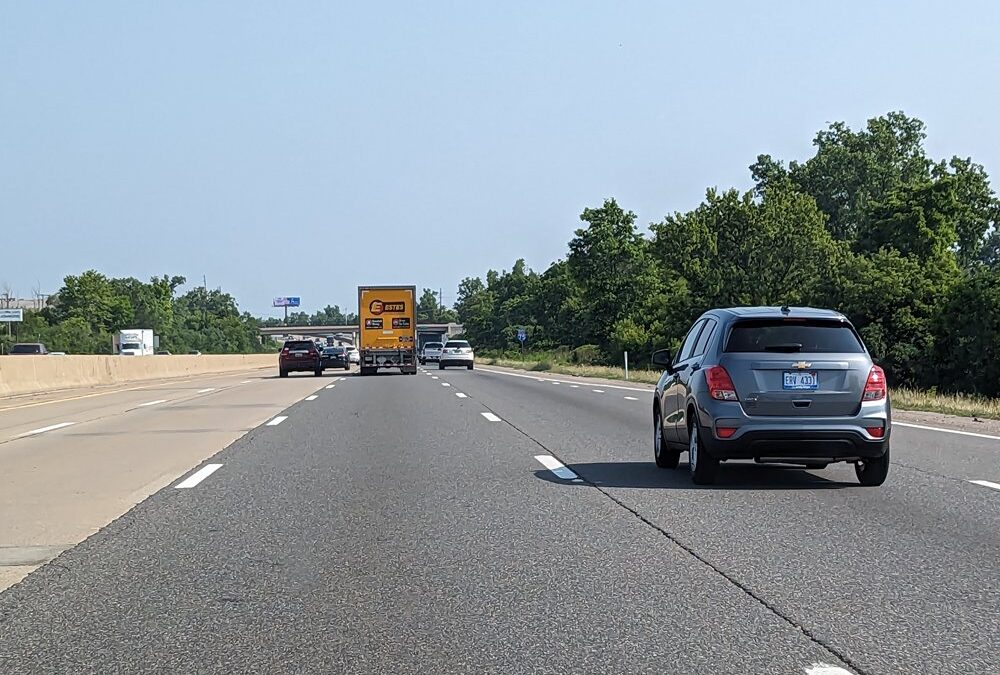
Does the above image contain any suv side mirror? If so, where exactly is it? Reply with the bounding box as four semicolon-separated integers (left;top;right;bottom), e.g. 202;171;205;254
651;349;674;371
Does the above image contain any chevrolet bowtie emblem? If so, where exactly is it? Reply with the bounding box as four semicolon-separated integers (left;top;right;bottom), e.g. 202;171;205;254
793;361;812;369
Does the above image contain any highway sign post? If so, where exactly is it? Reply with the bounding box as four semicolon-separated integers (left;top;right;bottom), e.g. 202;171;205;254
273;297;301;323
517;327;527;359
1;308;22;341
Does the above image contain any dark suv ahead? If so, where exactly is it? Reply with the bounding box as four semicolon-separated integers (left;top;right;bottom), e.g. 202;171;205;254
652;306;890;486
279;340;322;378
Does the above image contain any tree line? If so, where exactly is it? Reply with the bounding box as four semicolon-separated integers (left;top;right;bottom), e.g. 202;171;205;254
1;278;462;356
1;272;277;355
453;112;1000;397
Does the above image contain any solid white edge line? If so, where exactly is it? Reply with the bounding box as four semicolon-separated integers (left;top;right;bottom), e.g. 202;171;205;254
480;412;502;422
174;463;223;489
804;664;854;675
266;416;288;426
477;366;650;392
534;454;580;481
455;393;468;398
305;395;318;401
894;421;1000;441
138;399;167;407
16;422;76;438
197;388;216;393
969;479;1000;491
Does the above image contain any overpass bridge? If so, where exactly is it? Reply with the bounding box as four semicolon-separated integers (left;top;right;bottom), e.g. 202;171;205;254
258;323;464;346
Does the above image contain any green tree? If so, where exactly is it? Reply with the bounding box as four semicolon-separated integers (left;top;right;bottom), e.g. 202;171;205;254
50;270;132;333
568;199;658;351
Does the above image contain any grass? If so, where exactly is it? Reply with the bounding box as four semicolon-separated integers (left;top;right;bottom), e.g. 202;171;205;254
890;387;1000;420
478;356;1000;420
479;356;662;385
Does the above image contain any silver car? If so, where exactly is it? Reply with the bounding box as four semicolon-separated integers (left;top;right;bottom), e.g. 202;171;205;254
439;340;474;370
652;306;890;486
420;342;444;365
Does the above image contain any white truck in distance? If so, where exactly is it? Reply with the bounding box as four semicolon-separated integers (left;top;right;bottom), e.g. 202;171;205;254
117;329;155;356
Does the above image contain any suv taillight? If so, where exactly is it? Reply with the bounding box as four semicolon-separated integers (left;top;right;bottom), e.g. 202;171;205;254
281;348;289;355
706;366;738;401
863;365;886;401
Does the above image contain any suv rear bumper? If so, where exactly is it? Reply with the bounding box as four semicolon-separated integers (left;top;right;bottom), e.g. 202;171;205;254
280;359;319;372
701;427;888;461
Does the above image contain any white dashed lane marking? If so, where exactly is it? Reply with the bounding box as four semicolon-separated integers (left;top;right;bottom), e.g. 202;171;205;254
969;479;1000;491
16;422;76;438
480;412;502;422
174;463;223;489
266;416;288;426
534;455;582;482
305;395;318;401
455;393;468;398
803;664;854;675
197;388;216;393
592;389;605;394
624;396;638;401
138;399;167;407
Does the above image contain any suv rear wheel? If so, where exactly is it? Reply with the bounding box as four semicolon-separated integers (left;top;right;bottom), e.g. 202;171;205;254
856;446;890;486
688;418;718;485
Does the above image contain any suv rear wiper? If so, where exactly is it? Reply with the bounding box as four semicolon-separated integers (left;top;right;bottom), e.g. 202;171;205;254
763;343;803;352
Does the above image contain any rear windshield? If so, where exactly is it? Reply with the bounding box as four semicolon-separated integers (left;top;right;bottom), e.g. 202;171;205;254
324;347;345;354
10;344;42;354
284;341;315;350
445;341;470;349
725;319;864;354
424;343;443;349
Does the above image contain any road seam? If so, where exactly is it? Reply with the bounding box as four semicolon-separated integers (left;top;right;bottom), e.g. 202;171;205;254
482;405;867;675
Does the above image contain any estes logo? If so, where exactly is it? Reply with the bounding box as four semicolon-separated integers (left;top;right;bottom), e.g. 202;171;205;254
369;300;405;315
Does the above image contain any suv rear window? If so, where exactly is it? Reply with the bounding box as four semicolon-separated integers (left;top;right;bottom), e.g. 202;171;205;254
284;341;316;350
424;343;442;349
325;347;345;354
445;341;470;349
725;319;864;354
10;344;43;354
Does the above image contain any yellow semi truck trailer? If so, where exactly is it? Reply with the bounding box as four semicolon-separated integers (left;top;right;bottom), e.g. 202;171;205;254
357;285;418;376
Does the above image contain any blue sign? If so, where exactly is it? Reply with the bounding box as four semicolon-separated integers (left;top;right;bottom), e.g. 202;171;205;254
273;296;301;308
517;328;527;343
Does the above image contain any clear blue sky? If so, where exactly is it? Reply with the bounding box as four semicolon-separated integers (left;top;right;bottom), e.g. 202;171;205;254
3;1;998;317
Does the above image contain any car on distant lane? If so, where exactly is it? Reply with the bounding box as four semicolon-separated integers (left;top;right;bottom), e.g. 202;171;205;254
420;342;443;365
347;346;360;364
279;340;322;378
9;343;49;355
439;340;474;370
652;306;890;486
321;346;351;371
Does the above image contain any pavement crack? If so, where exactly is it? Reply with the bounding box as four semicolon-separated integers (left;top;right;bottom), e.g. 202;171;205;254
493;413;870;675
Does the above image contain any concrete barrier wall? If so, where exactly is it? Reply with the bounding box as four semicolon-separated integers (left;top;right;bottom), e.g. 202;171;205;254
0;354;277;398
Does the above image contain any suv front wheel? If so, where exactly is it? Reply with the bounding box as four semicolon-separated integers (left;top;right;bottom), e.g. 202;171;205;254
653;409;679;469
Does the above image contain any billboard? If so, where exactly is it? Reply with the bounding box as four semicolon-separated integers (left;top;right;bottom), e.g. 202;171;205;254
272;296;301;308
0;308;23;322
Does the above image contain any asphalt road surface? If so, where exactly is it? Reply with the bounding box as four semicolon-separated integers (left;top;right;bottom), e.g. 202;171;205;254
0;364;998;674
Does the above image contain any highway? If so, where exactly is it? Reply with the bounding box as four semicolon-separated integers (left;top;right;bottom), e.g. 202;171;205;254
0;364;998;674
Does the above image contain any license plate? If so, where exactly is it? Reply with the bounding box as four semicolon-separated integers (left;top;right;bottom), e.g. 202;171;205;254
783;371;819;390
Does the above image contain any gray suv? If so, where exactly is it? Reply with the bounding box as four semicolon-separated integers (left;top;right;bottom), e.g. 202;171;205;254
652;306;890;486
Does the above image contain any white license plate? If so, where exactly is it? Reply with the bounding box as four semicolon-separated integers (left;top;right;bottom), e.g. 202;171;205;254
783;371;819;390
